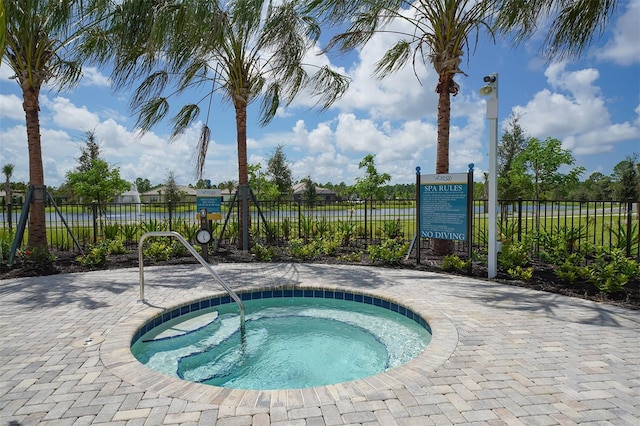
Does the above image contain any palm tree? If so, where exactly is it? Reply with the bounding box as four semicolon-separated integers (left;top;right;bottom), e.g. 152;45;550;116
310;0;621;255
312;0;491;254
3;0;108;250
102;0;349;249
2;164;14;207
313;0;491;177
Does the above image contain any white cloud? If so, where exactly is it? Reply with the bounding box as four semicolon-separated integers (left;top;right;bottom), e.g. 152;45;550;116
594;0;640;66
513;62;640;155
0;93;24;120
43;96;101;130
81;67;111;87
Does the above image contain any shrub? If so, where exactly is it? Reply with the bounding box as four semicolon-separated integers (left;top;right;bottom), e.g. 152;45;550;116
379;219;403;240
498;241;530;271
143;240;171;261
507;266;534;281
554;254;589;284
315;217;331;238
441;254;470;272
0;231;14;262
103;224;120;240
170;240;189;257
281;218;293;240
251;243;277;261
120;223;139;242
336;221;356;245
106;239;127;255
289;238;319;260
338;251;363;263
76;243;109;266
587;247;639;294
367;239;408;264
178;221;199;243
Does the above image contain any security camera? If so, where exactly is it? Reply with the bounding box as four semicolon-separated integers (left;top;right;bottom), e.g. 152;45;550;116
483;75;496;83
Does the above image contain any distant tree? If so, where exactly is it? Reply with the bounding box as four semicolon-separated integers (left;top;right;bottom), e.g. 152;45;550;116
164;171;181;203
134;177;152;194
498;113;529;199
354;154;391;201
2;163;14;206
65;134;130;214
193;179;211;189
611;154;639;203
301;176;318;207
517;137;585;200
582;172;614;201
248;164;278;201
218;180;238;194
77;131;101;172
266;144;293;202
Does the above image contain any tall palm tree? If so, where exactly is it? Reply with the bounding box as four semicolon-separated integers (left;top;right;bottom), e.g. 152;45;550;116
312;0;492;254
313;0;492;177
2;163;14;208
3;0;109;250
102;0;349;249
310;0;620;255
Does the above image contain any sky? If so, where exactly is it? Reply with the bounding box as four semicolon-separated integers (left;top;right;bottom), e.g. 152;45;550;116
1;0;639;191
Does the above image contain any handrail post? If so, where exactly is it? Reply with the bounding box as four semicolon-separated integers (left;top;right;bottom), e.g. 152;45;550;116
138;231;245;333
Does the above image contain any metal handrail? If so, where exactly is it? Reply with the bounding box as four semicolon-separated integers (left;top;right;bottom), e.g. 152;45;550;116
138;231;245;332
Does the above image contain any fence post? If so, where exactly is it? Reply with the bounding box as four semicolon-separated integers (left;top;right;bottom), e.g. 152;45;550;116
92;202;98;243
168;200;173;231
7;203;12;233
626;198;633;257
364;199;368;246
517;197;523;242
297;201;301;239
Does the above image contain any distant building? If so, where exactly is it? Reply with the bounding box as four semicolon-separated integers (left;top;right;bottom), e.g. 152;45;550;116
291;182;337;204
140;185;197;203
0;190;25;205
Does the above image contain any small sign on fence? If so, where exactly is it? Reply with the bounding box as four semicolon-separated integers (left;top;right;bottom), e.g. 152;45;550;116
196;189;222;220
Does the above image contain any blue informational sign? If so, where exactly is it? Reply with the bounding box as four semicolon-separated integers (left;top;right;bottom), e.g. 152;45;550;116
420;173;469;240
196;189;222;220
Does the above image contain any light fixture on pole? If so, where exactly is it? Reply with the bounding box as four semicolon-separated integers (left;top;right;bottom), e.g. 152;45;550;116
480;73;498;279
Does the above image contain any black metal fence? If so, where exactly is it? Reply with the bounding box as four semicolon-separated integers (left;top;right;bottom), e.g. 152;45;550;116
1;198;638;259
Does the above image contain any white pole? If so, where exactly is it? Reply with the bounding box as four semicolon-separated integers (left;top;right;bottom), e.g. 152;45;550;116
481;74;499;278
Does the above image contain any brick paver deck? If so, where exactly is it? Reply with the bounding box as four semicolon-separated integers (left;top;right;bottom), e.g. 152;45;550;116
1;263;638;425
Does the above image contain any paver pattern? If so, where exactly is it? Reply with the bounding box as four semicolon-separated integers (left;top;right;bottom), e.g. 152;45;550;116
1;263;638;425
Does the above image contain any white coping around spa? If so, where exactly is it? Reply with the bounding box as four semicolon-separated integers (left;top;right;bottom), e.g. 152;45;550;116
100;283;458;408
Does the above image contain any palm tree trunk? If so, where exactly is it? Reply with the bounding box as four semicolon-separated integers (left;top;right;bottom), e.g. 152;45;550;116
23;83;48;250
433;76;453;255
234;95;250;250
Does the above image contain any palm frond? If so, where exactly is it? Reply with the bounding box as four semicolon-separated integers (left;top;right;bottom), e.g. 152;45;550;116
309;66;350;110
194;124;211;179
131;70;169;111
170;104;201;140
374;40;412;78
135;97;169;134
259;83;280;127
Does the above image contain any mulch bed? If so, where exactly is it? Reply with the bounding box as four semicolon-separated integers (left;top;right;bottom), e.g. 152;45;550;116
1;248;638;311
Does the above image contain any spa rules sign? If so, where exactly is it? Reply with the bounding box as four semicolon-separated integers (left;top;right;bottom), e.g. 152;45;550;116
420;173;470;240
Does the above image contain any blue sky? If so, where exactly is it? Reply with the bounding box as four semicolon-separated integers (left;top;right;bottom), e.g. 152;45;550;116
1;0;639;189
